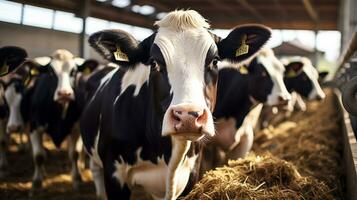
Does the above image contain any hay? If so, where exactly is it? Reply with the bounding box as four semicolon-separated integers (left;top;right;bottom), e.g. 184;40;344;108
183;89;343;200
182;155;334;200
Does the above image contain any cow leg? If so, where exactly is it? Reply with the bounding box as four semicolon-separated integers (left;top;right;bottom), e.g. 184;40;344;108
294;94;307;111
90;158;106;199
29;128;46;191
67;129;83;189
0;119;8;177
77;136;86;171
18;128;28;152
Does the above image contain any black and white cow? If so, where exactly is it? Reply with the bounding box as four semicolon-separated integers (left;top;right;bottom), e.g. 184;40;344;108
283;57;326;102
201;48;291;172
0;46;28;176
26;49;99;192
260;57;326;127
80;10;271;200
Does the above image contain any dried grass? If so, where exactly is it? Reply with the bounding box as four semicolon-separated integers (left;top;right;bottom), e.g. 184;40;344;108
183;89;343;200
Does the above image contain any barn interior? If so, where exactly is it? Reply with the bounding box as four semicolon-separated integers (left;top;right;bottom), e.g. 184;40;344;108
1;0;357;199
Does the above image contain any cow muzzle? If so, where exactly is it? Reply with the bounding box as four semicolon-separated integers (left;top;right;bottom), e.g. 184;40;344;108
162;103;215;141
56;90;74;104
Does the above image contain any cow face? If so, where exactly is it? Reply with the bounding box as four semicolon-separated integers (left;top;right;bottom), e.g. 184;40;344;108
31;50;89;104
3;62;42;133
247;49;291;106
284;57;325;100
4;78;24;132
89;10;271;141
0;46;27;77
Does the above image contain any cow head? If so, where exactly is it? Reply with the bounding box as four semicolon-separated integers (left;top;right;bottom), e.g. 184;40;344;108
89;10;271;141
244;48;291;106
283;57;326;101
30;50;96;104
3;63;37;133
0;46;27;77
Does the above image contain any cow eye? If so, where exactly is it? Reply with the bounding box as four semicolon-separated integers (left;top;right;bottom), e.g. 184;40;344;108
262;71;267;77
213;56;220;66
209;57;219;70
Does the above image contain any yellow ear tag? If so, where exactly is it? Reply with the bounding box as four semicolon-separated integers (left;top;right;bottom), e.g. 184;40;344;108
113;46;129;62
287;70;297;78
30;68;39;76
239;65;249;74
235;34;249;57
83;68;91;75
0;63;9;76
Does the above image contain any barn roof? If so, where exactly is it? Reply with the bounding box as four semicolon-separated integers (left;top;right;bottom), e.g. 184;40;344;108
10;0;340;30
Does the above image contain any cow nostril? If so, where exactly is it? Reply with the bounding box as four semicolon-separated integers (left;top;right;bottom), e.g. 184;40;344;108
197;109;208;125
172;110;181;122
58;91;71;97
188;111;199;118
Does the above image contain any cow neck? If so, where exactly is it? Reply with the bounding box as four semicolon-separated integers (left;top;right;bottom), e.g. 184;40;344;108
215;70;251;120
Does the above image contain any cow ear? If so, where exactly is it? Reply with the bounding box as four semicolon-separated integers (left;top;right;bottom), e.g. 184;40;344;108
74;57;85;66
217;24;271;63
319;71;329;79
0;46;27;77
24;57;52;75
89;29;152;67
77;59;99;75
285;61;304;78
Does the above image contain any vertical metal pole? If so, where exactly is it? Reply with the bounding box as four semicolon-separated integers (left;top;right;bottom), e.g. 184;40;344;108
314;27;318;67
20;4;25;25
79;0;90;58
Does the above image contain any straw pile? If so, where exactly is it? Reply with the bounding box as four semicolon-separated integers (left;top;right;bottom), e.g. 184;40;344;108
183;89;342;200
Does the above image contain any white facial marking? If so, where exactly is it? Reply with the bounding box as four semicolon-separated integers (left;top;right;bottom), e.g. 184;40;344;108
4;83;24;131
154;20;216;137
51;59;76;101
257;48;291;106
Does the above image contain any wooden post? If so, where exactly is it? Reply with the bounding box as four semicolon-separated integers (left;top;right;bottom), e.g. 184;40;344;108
79;0;90;58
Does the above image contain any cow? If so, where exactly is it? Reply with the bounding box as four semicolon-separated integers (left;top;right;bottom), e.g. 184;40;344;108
260;57;326;127
0;46;28;176
80;10;271;200
200;47;291;173
25;50;99;194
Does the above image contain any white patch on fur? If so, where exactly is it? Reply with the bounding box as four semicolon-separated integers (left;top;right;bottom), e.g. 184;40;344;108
87;66;119;106
119;63;150;97
300;58;325;100
257;48;291;105
112;147;198;199
4;83;24;131
91;122;103;168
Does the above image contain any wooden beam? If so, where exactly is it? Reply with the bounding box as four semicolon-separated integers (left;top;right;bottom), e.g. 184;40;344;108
209;18;337;30
236;0;264;22
206;0;243;20
302;0;319;23
10;0;156;29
